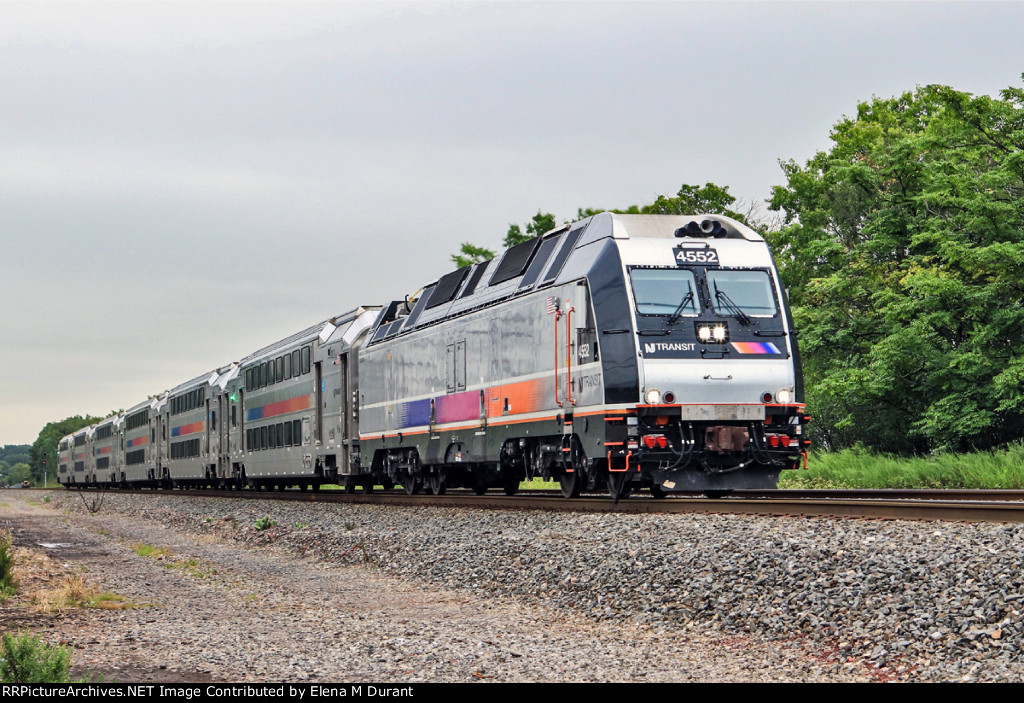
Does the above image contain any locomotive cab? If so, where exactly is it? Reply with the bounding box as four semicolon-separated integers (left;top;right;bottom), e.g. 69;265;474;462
604;214;808;495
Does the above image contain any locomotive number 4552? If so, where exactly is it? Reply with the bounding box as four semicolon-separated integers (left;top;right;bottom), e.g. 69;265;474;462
674;247;719;265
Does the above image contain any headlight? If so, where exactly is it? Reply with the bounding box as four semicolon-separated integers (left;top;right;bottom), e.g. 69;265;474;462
696;322;728;343
644;388;662;405
776;388;793;404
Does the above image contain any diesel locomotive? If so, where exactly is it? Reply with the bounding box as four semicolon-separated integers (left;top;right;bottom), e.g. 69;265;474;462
58;212;809;499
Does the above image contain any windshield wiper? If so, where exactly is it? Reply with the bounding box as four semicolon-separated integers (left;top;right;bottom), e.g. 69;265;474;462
713;282;751;326
667;281;696;326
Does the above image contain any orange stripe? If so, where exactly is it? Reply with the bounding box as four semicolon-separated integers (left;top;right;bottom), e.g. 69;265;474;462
578;408;632;417
375;429;431;439
486;378;545;417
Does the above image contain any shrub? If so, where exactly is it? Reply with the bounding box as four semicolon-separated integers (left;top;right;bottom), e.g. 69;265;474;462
0;631;72;683
0;530;15;597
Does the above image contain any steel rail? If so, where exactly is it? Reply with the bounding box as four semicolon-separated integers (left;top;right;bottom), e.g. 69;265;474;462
77;487;1024;523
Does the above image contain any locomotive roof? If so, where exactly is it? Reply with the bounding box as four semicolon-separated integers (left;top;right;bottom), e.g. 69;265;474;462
368;212;760;344
599;213;764;243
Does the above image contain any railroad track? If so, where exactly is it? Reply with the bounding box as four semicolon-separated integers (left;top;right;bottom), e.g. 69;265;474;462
66;486;1024;523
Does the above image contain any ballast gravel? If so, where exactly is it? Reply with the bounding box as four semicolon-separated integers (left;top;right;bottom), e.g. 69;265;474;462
7;490;1024;682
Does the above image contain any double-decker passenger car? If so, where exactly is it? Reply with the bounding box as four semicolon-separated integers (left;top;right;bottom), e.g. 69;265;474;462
91;417;119;486
228;308;376;490
57;435;73;485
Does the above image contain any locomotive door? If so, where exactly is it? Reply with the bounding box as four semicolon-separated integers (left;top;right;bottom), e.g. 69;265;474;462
554;287;577;412
314;361;323;444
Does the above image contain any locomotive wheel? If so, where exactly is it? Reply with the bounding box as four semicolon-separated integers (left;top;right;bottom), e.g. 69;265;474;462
650;484;666;499
559;471;582;499
344;478;356;494
428;473;446;496
362;482;374;494
607;471;632;500
473;485;488;496
503;480;519;497
403;478;420;496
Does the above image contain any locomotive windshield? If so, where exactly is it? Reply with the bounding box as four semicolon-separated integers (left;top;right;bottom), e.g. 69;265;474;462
629;268;779;318
706;270;778;317
630;269;698;316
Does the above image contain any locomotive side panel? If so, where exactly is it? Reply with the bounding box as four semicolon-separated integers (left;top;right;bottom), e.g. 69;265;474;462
359;278;608;492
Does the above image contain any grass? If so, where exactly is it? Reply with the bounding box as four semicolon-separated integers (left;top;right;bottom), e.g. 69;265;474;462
166;557;217;580
779;444;1024;489
131;543;216;579
27;572;141;613
2;533;141;613
87;591;134;609
131;543;172;558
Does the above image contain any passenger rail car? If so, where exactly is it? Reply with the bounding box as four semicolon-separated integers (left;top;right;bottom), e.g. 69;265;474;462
60;308;380;492
59;213;807;498
229;307;379;490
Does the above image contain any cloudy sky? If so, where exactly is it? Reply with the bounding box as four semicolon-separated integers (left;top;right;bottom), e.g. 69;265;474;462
2;1;1022;445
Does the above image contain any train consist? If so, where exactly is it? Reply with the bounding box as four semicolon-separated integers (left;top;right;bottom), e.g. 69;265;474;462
58;212;809;499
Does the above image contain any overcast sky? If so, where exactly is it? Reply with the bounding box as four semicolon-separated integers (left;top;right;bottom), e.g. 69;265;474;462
2;1;1022;445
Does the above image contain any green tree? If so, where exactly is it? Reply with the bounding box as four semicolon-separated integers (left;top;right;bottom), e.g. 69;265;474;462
578;182;760;228
768;78;1024;453
0;446;30;465
451;211;557;268
504;211;557;248
5;463;30;487
451;243;497;269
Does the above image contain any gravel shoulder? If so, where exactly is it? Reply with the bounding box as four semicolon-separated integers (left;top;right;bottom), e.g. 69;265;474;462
3;489;1017;682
